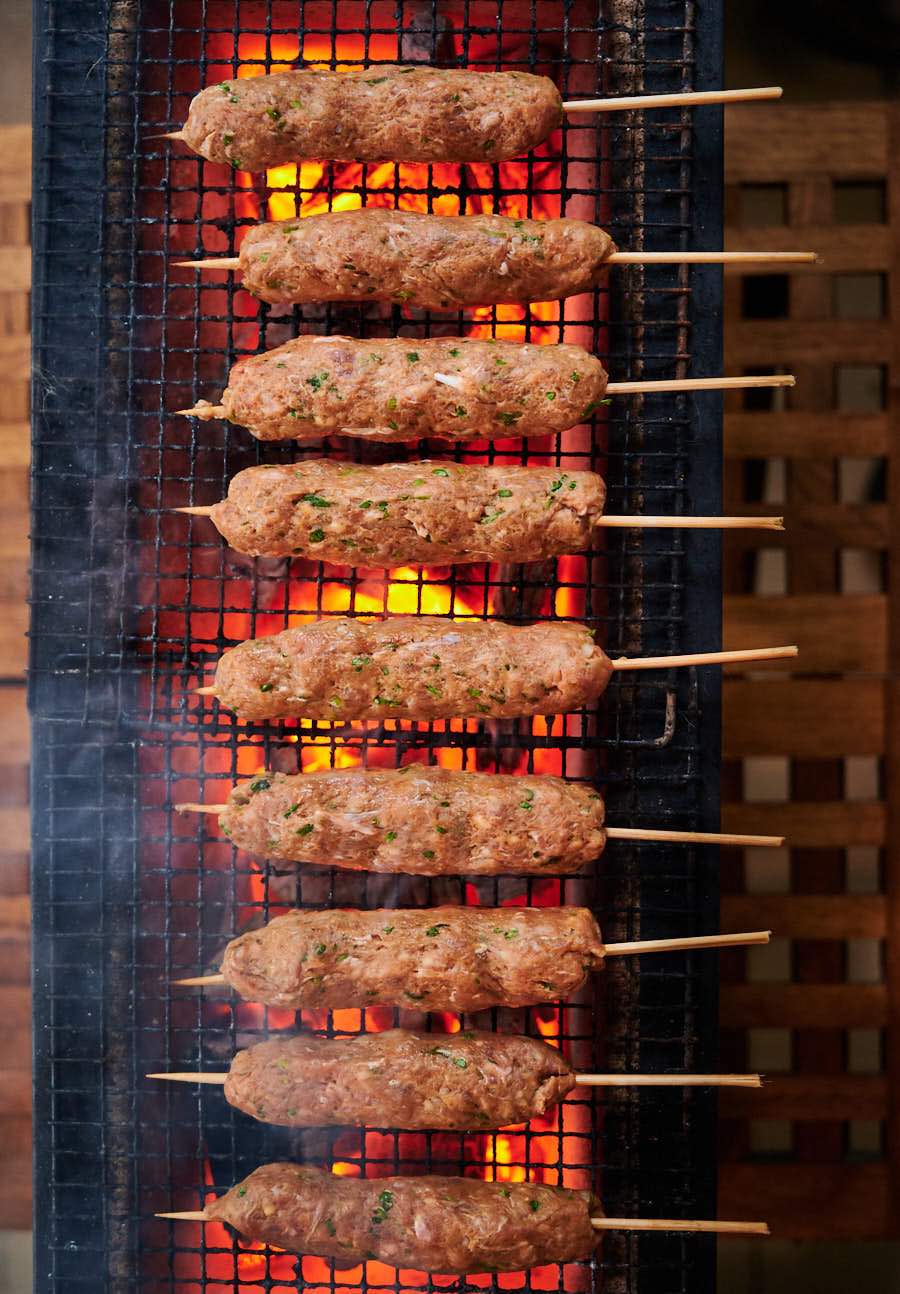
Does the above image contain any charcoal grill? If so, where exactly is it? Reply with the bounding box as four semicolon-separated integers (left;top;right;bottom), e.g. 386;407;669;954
31;2;724;1291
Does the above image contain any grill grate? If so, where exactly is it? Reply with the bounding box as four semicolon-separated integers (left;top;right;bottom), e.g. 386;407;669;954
31;2;723;1292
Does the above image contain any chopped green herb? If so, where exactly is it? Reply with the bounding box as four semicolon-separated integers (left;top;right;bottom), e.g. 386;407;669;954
365;76;389;85
500;1187;511;1198
425;682;442;697
289;100;302;109
529;1199;541;1213
284;803;301;818
306;371;329;391
351;654;372;671
435;825;447;834
432;467;450;477
405;990;425;1001
520;790;535;809
452;405;467;418
299;492;331;508
497;411;522;426
383;925;395;934
425;923;447;935
237;1185;247;1197
546;390;556;400
386;396;397;411
308;528;325;543
265;106;281;122
479;509;504;525
314;943;327;955
324;1218;337;1236
497;488;513;498
385;831;397;842
448;347;461;357
571;371;582;383
249;778;270;793
296;823;314;837
222;133;234;147
406;351;419;363
422;850;436;861
259;683;274;693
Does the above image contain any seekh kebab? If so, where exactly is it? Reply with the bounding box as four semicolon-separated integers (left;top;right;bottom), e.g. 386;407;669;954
150;1028;761;1130
177;765;783;875
178;209;816;309
195;615;796;722
160;1165;768;1264
179;335;795;445
180;461;780;566
175;905;768;1013
168;66;782;169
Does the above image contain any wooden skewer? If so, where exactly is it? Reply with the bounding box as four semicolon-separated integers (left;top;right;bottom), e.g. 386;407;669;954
155;1209;767;1236
194;686;216;696
604;930;770;956
590;1218;769;1236
173;930;769;987
177;373;796;421
562;86;783;112
176;250;816;271
604;826;783;847
148;1069;761;1087
608;251;816;265
161;1070;763;1088
173;505;781;530
611;645;797;670
173;802;783;848
606;373;794;395
599;515;783;530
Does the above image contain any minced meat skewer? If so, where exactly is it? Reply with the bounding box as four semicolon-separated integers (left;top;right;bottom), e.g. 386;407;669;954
148;1029;763;1126
184;462;780;565
200;615;612;722
160;1164;769;1261
168;68;784;170
177;65;564;168
185;765;605;876
183;209;616;309
207;1164;598;1272
190;460;606;566
225;1029;573;1130
176;907;769;1011
179;334;609;444
219;905;602;1013
198;617;797;723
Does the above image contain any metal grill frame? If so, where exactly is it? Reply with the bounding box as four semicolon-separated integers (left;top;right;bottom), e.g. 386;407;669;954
31;2;724;1291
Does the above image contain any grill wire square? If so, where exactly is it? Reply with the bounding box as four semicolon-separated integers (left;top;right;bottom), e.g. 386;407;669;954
31;2;724;1292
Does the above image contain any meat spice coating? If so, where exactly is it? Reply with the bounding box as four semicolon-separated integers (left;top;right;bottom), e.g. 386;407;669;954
224;1029;576;1129
209;461;607;566
220;905;605;1012
222;765;606;875
208;1164;598;1273
207;335;609;444
181;66;564;168
239;210;616;309
211;616;612;721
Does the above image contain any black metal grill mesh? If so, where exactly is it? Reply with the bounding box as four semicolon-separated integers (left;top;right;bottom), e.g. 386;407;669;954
31;2;723;1291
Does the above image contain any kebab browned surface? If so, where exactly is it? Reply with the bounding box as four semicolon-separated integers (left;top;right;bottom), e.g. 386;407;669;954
180;66;564;168
212;766;603;875
223;1029;574;1129
185;335;608;443
207;1163;598;1272
205;461;605;565
206;616;609;721
233;209;615;308
219;906;603;1012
